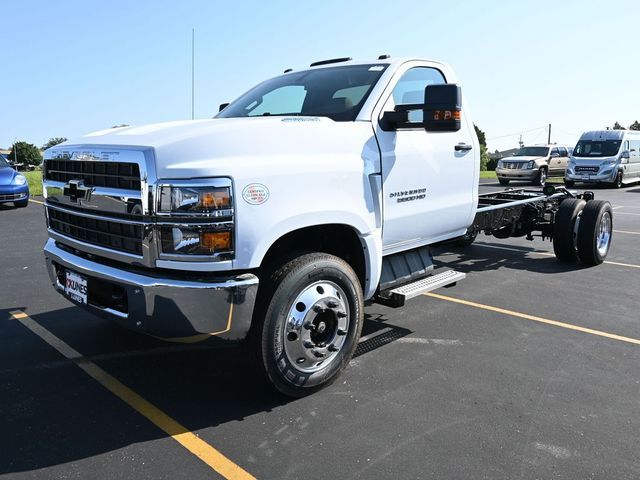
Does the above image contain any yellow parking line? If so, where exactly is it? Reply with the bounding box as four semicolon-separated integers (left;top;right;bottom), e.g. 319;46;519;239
474;243;640;269
9;310;256;480
29;198;44;205
423;293;640;346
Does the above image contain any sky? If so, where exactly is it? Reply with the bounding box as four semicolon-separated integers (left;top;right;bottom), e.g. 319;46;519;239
1;0;639;152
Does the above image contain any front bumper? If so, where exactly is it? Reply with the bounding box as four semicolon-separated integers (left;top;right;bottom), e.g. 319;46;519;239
565;169;616;184
0;183;29;204
495;167;537;181
43;239;259;342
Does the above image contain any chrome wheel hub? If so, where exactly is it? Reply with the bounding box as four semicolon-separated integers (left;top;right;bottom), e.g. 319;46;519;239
283;281;349;373
597;211;612;256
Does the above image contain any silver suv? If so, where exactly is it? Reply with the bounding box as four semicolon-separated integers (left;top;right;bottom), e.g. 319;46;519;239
496;145;569;186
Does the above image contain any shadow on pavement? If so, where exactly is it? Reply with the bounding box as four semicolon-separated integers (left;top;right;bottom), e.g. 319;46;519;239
0;305;405;474
433;241;589;275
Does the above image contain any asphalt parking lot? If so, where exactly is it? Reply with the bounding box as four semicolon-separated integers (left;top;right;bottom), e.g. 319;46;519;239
2;181;640;480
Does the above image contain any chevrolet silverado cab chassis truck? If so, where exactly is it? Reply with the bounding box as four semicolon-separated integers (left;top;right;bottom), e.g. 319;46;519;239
42;57;613;396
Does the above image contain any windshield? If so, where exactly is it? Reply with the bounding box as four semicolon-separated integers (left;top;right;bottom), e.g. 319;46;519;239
514;147;549;157
217;64;388;122
573;140;622;158
0;156;10;169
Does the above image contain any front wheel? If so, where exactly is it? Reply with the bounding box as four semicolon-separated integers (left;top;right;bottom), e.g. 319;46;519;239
253;253;364;397
498;178;509;186
534;167;547;186
553;198;586;262
564;180;575;188
14;199;28;208
612;171;623;189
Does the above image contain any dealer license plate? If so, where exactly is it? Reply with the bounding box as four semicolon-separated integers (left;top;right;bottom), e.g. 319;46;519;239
64;270;88;304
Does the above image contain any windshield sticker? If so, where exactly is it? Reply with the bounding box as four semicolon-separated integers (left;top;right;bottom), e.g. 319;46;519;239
242;183;270;205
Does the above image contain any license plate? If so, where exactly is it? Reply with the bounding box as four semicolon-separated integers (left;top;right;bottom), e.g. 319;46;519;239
582;175;590;181
65;270;88;304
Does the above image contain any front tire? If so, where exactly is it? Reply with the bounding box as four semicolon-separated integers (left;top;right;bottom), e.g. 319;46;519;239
612;171;623;189
253;253;364;397
498;178;509;186
14;199;28;208
564;180;575;188
577;200;613;265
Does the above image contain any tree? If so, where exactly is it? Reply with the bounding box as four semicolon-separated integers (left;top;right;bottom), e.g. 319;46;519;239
7;141;42;167
629;121;640;131
613;121;626;130
474;124;491;171
41;137;67;150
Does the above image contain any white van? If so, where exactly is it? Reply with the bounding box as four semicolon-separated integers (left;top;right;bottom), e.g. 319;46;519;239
565;130;640;188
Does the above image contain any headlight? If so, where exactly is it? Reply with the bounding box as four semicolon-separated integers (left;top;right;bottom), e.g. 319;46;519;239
13;174;27;186
160;226;233;256
601;161;617;170
159;185;232;215
526;161;534;169
497;160;503;168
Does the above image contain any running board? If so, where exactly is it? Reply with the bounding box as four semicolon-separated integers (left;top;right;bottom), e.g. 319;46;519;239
375;269;466;308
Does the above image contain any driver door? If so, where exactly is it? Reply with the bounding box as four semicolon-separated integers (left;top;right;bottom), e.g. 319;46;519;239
374;65;477;254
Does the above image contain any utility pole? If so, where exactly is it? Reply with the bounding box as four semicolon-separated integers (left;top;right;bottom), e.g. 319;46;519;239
518;134;524;149
548;123;551;144
191;28;195;120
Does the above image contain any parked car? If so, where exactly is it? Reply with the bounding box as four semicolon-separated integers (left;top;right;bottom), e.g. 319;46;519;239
0;155;29;207
495;144;570;186
565;130;640;188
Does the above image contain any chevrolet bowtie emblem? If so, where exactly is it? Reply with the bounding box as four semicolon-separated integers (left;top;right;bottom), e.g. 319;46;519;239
63;180;92;203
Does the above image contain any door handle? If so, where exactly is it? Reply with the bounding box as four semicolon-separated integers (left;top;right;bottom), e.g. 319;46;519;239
455;143;473;151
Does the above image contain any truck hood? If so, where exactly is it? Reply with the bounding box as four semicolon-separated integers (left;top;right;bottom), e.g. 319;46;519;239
63;117;376;179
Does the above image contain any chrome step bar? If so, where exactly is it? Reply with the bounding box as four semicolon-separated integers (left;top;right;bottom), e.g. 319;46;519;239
375;269;466;308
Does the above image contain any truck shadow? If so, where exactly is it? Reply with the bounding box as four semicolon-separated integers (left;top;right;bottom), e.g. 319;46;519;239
432;242;589;275
0;306;407;474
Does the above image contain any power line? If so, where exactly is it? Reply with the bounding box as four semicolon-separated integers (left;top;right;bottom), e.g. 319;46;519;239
487;125;548;141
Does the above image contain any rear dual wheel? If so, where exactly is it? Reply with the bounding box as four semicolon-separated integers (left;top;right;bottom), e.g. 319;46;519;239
251;253;364;397
553;199;612;265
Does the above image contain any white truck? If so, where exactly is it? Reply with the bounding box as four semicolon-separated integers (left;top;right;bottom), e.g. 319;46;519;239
42;57;613;396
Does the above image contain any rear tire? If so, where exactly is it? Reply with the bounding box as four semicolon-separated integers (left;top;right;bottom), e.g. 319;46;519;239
534;167;547;186
498;178;509;186
251;253;364;397
453;230;478;247
577;200;613;265
553;198;586;262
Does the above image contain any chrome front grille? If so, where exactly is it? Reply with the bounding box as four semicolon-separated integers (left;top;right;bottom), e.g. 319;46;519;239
575;166;600;174
44;159;141;190
47;206;144;255
502;162;526;170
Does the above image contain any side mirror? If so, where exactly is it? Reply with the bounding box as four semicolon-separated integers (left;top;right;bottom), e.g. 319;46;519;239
621;150;630;159
219;102;230;112
423;84;462;132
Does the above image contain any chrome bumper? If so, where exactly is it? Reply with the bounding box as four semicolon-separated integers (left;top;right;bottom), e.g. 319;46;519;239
43;239;259;343
495;168;537;180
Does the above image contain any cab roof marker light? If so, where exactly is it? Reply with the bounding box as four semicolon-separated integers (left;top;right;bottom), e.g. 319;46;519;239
309;57;352;67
